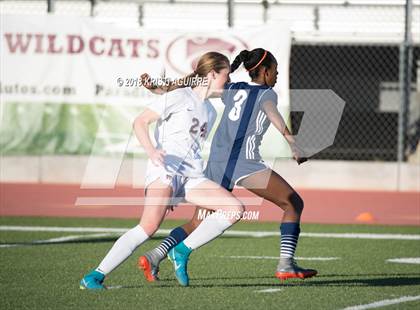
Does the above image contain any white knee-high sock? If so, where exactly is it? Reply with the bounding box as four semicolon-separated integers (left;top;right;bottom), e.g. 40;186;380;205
96;225;149;275
183;212;233;250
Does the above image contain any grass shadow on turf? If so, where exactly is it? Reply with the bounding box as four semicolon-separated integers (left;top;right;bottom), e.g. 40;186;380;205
190;276;276;281
317;273;420;278
106;284;180;290
187;276;420;288
89;274;420;290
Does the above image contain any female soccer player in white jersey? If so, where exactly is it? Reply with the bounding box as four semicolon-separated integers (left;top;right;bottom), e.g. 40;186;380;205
139;48;317;285
80;52;244;290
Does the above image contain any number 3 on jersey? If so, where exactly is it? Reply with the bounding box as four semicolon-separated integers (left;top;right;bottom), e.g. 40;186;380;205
228;90;248;121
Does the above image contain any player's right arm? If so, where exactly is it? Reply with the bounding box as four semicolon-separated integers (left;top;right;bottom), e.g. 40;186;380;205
133;109;165;166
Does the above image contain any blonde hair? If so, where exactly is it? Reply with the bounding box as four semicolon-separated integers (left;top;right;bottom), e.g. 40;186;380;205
180;51;230;87
160;52;229;91
194;52;230;76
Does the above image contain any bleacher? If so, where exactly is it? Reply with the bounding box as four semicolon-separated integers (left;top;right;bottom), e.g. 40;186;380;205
1;0;419;43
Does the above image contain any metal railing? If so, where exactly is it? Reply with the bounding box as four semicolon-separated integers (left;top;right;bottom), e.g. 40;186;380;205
1;0;419;162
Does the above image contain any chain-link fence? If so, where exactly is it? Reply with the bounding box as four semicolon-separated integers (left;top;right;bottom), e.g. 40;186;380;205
1;0;419;162
291;44;419;161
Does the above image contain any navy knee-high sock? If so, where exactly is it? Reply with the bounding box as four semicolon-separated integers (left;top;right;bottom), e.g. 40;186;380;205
280;222;300;258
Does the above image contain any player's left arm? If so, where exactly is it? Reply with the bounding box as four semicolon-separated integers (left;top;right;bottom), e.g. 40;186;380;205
263;101;307;164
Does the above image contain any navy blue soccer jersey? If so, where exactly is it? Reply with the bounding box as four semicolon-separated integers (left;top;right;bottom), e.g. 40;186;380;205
208;82;278;163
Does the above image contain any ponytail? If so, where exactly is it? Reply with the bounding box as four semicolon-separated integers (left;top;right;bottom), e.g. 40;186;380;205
230;48;276;79
231;50;250;73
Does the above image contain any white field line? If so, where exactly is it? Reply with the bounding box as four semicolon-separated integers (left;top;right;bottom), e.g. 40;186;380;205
222;256;339;261
75;197;264;206
0;225;420;240
35;233;114;243
0;226;134;233
106;286;124;290
255;288;283;293
0;233;114;248
341;295;420;310
300;232;420;240
386;257;420;264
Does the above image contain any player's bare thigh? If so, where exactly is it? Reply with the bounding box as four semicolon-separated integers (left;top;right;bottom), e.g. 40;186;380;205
140;178;173;236
185;179;244;222
238;168;304;220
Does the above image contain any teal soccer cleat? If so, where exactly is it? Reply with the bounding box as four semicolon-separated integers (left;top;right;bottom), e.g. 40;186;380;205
80;270;106;290
168;242;192;287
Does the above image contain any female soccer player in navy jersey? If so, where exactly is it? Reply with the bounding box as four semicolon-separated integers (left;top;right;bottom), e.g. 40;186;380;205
79;52;245;289
139;49;317;286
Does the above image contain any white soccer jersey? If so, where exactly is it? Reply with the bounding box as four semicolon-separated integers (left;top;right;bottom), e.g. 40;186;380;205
146;87;217;178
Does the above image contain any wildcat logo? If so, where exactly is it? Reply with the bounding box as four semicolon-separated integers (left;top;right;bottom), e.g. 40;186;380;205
166;36;248;75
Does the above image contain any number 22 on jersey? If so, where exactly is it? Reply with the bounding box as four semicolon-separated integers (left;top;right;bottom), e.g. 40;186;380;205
228;90;248;121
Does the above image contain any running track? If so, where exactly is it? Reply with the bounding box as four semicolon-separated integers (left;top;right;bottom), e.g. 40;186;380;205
1;183;419;226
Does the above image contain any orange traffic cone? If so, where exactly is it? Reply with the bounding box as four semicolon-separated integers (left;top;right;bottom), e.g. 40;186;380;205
356;212;375;223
